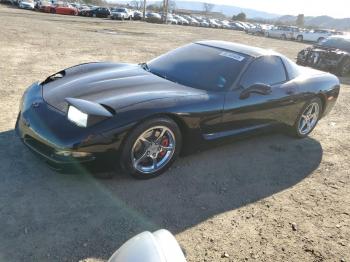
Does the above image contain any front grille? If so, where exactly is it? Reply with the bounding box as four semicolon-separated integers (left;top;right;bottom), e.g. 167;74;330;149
24;135;55;157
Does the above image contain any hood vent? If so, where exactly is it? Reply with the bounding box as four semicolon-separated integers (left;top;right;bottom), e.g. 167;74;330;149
41;70;66;85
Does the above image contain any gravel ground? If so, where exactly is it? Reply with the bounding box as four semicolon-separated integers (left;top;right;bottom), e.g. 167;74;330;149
0;5;349;262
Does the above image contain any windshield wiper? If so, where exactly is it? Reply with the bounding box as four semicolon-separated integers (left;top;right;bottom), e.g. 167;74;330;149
139;62;150;72
139;63;169;80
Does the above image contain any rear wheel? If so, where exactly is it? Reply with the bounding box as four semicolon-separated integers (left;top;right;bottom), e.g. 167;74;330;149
297;35;303;42
289;98;322;138
120;117;182;179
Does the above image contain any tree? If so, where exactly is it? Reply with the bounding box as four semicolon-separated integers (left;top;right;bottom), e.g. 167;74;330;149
147;2;162;12
203;3;215;14
296;14;305;27
130;0;144;10
232;12;246;21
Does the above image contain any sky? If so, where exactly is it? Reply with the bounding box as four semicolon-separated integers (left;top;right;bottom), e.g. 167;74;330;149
180;0;349;18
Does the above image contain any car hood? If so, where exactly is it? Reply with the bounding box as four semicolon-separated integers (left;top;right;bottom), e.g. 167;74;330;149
309;45;349;55
42;62;204;112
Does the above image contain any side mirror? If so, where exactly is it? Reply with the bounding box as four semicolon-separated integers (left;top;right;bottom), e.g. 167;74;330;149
240;83;272;99
108;229;187;262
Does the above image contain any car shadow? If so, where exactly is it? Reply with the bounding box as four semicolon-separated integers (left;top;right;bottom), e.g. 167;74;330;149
339;76;350;85
0;129;323;261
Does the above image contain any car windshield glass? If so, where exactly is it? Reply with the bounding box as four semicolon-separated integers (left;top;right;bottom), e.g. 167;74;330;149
319;37;350;52
147;43;248;91
115;8;125;12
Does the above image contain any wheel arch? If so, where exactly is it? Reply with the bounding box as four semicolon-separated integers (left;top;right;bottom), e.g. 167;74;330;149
316;93;327;116
121;112;191;154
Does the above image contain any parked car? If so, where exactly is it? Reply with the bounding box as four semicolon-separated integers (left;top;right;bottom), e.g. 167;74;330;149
145;12;162;23
196;17;209;27
231;22;245;31
183;15;199;26
165;13;177;24
84;7;110;18
295;29;334;43
221;20;233;29
78;6;91;16
18;0;34;9
133;10;143;20
209;19;220;28
266;26;300;40
173;15;189;25
38;1;53;12
246;24;261;35
110;7;132;20
16;41;340;179
297;35;350;76
50;4;78;15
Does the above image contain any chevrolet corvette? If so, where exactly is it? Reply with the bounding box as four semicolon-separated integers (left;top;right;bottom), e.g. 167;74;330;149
16;41;340;179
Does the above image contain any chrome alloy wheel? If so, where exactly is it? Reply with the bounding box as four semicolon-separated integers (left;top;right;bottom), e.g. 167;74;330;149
131;126;176;174
298;102;320;135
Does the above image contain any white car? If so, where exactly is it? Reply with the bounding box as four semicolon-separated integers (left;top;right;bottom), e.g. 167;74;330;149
166;14;177;25
110;7;133;20
19;0;34;9
266;26;300;40
295;29;334;43
173;15;189;25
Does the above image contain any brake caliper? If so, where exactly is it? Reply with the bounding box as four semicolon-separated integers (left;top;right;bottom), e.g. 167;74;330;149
159;137;169;158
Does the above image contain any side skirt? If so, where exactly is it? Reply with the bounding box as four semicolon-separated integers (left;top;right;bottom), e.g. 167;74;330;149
202;123;274;141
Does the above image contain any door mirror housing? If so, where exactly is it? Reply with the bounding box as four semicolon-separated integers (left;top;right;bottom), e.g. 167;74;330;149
239;83;272;99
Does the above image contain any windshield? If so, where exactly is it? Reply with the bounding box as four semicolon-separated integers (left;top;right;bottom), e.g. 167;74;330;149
115;8;126;12
319;37;350;52
147;43;249;91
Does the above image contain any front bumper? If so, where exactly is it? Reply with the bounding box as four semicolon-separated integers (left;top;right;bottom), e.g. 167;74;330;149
16;82;127;165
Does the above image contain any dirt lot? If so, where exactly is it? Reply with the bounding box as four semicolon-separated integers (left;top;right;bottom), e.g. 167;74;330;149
0;5;349;262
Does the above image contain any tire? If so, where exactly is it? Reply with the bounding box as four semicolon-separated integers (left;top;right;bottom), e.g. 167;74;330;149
297;35;303;42
289;97;323;138
337;58;350;76
120;117;182;179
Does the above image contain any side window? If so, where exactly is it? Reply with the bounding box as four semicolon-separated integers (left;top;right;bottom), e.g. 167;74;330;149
239;56;287;89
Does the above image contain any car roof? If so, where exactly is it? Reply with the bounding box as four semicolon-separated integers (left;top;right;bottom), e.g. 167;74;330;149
196;40;279;58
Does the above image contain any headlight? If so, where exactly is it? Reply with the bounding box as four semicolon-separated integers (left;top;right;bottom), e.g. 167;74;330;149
67;106;88;127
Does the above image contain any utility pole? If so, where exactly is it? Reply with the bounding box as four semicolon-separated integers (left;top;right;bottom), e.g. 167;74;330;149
163;0;168;24
143;0;146;20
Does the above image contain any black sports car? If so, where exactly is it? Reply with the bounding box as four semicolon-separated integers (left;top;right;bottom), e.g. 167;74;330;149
297;35;350;76
16;41;340;179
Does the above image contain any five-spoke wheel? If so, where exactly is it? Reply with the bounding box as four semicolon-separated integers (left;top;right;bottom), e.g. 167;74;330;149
298;102;320;135
120;117;182;179
131;126;176;174
291;98;323;138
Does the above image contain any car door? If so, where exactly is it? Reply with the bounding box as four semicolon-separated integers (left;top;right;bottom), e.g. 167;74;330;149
221;56;298;135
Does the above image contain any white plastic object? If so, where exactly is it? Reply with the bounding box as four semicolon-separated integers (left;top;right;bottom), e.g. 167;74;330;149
108;229;187;262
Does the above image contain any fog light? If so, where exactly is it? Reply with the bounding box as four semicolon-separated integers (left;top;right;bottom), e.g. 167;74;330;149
56;151;91;158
